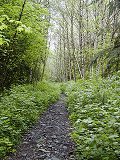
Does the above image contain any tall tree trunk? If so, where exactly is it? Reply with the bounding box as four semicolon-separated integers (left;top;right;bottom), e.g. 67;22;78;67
71;12;76;82
78;0;84;78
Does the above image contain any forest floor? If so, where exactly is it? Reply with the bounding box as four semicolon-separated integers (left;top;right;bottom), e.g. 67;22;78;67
7;94;75;160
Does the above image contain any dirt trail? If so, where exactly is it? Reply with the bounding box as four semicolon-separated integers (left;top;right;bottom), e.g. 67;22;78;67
8;94;75;160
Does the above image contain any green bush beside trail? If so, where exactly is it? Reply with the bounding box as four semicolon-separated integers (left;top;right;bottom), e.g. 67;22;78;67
0;82;60;158
66;74;120;160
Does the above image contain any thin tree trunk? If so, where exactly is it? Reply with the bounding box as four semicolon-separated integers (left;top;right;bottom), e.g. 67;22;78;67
13;0;27;39
71;12;76;82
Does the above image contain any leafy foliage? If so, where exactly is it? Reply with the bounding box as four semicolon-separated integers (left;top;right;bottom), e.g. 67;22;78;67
0;0;50;91
90;44;120;76
0;82;60;158
66;73;120;160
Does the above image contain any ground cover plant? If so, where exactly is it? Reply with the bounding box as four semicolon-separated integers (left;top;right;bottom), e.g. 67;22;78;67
66;73;120;160
0;82;60;159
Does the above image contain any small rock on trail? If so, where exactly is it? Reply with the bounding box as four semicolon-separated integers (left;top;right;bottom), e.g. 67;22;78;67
7;94;75;160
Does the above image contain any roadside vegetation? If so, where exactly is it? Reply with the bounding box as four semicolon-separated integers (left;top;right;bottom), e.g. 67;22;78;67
0;82;60;158
65;73;120;160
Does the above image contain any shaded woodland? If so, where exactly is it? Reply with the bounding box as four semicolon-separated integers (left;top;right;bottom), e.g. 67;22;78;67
0;0;50;90
0;0;120;90
0;1;120;159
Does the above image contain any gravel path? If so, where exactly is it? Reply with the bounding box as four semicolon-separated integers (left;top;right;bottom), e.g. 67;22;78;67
8;95;75;160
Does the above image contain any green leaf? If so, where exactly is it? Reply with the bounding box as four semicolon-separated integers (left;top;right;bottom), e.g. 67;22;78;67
0;23;7;30
0;37;4;45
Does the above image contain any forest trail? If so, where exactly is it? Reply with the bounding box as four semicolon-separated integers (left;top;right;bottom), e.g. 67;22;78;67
8;94;75;160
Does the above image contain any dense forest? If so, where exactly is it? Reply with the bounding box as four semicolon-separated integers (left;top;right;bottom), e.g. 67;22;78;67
0;0;120;159
49;0;120;81
0;0;50;91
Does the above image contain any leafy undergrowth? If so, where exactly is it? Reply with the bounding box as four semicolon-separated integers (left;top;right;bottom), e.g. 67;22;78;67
0;82;60;159
65;74;120;160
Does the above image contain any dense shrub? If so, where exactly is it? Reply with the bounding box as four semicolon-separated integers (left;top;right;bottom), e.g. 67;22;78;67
66;74;120;160
0;82;60;158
